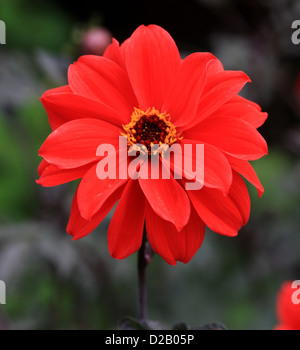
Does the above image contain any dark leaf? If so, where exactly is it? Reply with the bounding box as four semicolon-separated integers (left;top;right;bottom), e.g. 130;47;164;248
192;321;227;330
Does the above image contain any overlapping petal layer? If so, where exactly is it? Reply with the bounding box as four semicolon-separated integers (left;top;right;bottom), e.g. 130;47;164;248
146;204;205;265
37;159;94;187
138;160;191;231
67;185;125;240
184;115;268;160
41;90;128;130
188;172;250;236
39;118;121;168
68;55;137;115
108;179;145;259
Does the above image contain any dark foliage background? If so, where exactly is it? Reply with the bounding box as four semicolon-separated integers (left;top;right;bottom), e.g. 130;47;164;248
0;0;299;329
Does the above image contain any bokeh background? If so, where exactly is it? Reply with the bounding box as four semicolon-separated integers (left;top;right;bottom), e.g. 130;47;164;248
0;0;299;330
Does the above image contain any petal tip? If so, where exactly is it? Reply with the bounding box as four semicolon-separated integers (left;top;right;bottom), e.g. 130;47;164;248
257;188;264;198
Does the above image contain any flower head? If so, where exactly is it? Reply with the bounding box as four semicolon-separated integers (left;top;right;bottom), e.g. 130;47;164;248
275;281;300;330
37;25;268;265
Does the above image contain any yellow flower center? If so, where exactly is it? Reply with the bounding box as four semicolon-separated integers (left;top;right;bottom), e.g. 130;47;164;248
121;107;180;154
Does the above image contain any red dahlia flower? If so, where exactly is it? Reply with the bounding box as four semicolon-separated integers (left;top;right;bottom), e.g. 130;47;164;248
37;25;268;265
275;281;300;330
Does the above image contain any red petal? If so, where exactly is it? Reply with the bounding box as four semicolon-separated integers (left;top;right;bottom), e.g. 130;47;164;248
226;154;264;197
37;159;49;176
211;96;268;129
36;161;93;187
67;185;124;240
107;179;145;259
240;111;268;129
145;203;205;265
68;55;137;116
206;57;224;75
180;139;232;193
187;71;251;128
138;160;190;231
185;115;268;160
162;53;216;127
276;281;300;329
77;162;128;220
188;172;250;236
274;323;296;330
228;95;262;111
103;38;126;69
124;25;181;110
227;171;250;225
41;91;129;131
39;118;120;168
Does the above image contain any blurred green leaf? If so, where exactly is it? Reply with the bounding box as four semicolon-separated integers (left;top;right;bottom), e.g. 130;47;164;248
0;0;73;52
118;316;166;330
192;321;227;330
249;148;300;214
0;114;36;220
172;322;190;330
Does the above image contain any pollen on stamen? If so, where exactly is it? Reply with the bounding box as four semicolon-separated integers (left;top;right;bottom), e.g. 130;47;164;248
121;107;181;154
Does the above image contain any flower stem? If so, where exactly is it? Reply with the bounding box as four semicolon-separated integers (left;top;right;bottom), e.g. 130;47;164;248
137;230;147;320
137;226;153;321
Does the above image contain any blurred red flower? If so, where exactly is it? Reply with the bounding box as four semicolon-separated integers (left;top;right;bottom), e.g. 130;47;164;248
37;25;268;265
81;27;112;56
275;281;300;330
